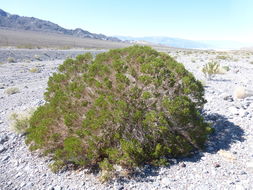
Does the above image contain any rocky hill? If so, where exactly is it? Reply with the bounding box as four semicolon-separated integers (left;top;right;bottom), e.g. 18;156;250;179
0;9;120;42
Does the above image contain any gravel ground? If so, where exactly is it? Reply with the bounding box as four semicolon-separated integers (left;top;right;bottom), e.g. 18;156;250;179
0;49;253;190
0;48;106;63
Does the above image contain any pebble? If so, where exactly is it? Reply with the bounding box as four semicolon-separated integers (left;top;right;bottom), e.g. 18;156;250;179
0;145;6;153
214;163;221;168
246;162;253;169
161;178;170;186
0;134;8;144
228;106;239;115
53;185;62;190
2;155;10;161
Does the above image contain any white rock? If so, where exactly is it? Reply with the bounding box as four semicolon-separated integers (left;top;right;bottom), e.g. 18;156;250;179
0;145;6;153
246;161;253;169
161;178;170;186
235;184;246;190
228;106;239;115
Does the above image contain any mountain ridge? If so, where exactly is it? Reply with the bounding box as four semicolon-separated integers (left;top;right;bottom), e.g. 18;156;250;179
0;8;121;42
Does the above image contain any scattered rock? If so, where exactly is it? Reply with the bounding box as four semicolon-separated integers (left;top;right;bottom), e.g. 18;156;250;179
0;134;8;144
2;155;10;161
0;84;5;89
53;186;62;190
0;145;6;153
180;163;186;168
223;95;234;102
246;162;253;170
214;163;221;168
161;178;170;186
218;150;236;161
228;106;239;115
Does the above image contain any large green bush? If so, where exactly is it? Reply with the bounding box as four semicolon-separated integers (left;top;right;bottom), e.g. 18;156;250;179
26;46;211;173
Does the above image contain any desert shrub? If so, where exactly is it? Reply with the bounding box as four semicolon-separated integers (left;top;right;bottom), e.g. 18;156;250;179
25;46;211;175
216;55;231;60
34;55;41;60
29;67;39;73
9;111;33;134
222;66;230;72
5;87;20;95
16;44;35;49
202;62;220;79
7;57;15;63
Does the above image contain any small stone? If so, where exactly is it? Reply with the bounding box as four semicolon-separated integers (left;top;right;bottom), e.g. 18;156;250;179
214;163;221;168
0;145;6;153
53;186;62;190
2;155;10;161
239;110;249;117
228;107;239;115
161;178;170;186
0;134;8;144
218;150;236;161
180;163;186;167
235;184;245;190
0;120;3;124
246;161;253;169
170;159;177;164
20;182;26;187
46;185;54;190
223;95;234;102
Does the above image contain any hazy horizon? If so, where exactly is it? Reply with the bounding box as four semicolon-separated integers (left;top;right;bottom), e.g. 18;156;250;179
1;0;253;44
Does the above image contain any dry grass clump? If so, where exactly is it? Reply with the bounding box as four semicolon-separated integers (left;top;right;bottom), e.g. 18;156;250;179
9;111;33;134
34;55;41;60
16;44;40;49
216;53;232;61
5;87;20;95
202;62;229;79
202;62;220;79
29;67;39;73
7;57;16;63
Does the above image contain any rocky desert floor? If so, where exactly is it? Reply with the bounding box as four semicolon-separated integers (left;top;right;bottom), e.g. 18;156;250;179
0;48;253;190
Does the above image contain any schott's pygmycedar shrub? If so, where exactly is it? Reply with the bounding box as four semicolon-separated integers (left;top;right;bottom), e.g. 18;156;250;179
26;46;212;173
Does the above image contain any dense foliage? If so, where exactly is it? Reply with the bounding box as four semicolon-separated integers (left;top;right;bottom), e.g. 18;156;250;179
26;46;211;173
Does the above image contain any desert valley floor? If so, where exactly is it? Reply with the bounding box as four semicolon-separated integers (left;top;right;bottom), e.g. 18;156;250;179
0;48;253;190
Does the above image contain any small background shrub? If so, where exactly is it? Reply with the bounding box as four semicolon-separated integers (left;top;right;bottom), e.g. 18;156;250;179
7;57;15;63
202;62;220;79
29;67;40;73
5;87;20;95
9;111;33;134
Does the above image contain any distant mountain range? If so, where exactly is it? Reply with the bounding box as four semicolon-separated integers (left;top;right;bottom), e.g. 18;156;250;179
117;36;209;49
0;9;120;42
117;36;252;50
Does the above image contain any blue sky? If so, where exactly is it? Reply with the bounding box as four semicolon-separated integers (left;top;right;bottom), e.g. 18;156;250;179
1;0;253;42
